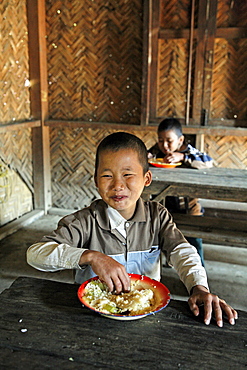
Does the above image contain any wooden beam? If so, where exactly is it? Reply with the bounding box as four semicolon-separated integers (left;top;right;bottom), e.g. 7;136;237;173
0;120;41;132
159;27;247;40
27;0;51;212
45;119;247;136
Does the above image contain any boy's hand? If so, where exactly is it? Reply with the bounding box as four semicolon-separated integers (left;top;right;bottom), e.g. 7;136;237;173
188;285;238;327
164;152;184;163
80;250;130;294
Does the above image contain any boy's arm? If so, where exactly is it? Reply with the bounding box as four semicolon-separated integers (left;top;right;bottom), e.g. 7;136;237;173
164;145;213;169
27;243;130;294
182;144;214;169
26;242;85;271
169;243;238;326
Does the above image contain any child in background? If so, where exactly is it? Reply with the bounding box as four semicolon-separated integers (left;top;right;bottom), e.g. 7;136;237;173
27;131;236;327
148;118;214;266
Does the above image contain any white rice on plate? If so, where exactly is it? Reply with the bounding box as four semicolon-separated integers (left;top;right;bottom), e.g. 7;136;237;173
83;279;155;316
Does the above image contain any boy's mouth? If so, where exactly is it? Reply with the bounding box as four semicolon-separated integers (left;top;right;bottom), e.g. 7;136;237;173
111;195;127;202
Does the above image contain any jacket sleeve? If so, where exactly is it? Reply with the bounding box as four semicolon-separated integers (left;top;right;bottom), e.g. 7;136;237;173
183;144;214;169
26;241;85;272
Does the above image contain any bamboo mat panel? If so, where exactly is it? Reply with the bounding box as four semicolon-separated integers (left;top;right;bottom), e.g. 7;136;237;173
0;0;30;124
0;130;33;194
205;135;247;170
211;38;247;120
157;39;189;118
0;162;32;227
160;0;191;29
217;0;247;27
46;0;142;124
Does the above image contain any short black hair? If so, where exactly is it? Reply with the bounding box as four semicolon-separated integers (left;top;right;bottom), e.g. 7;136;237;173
95;132;149;176
158;118;183;137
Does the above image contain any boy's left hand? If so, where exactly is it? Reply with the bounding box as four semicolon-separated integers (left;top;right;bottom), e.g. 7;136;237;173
188;285;238;327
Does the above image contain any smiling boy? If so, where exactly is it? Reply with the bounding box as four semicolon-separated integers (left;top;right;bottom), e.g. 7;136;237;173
27;132;237;327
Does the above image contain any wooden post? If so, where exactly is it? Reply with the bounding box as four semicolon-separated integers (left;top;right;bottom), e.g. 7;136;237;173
201;0;218;120
148;0;160;121
26;0;51;212
192;0;208;123
141;0;151;125
192;0;218;125
185;0;195;125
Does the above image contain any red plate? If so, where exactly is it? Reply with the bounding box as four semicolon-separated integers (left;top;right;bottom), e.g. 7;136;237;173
78;273;170;321
149;158;182;168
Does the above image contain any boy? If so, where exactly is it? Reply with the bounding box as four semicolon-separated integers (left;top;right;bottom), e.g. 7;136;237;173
27;132;237;327
148;118;214;266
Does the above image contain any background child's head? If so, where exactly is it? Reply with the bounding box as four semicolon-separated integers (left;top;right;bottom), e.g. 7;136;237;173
157;118;184;155
95;132;149;177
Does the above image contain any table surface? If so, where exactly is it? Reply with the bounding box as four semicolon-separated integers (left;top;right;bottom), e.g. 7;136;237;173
1;277;247;369
143;167;247;202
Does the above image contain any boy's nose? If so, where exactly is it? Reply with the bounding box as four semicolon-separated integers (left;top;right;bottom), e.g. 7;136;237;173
163;142;169;150
112;178;124;191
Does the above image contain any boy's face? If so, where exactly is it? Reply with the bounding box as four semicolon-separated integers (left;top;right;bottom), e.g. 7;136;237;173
158;129;184;155
95;149;152;220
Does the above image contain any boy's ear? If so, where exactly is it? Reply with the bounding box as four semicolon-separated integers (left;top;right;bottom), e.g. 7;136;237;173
94;175;98;188
144;170;152;187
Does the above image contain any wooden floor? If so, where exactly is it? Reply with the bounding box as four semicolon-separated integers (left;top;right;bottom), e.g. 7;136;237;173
0;213;247;312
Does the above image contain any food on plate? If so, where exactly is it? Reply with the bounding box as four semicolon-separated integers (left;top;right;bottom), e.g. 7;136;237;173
148;158;182;168
83;279;156;316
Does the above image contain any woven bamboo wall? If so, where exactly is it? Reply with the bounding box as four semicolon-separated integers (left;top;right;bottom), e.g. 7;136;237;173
158;0;247;121
205;135;247;169
157;39;189;118
46;0;143;124
0;0;33;225
211;38;247;120
0;159;32;226
0;0;30;124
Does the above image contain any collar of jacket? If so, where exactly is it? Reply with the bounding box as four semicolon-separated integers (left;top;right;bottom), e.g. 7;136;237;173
91;198;147;230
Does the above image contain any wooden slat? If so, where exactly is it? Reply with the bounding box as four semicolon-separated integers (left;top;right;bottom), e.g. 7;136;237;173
173;213;247;248
0;120;41;132
45;119;247;136
159;27;247;40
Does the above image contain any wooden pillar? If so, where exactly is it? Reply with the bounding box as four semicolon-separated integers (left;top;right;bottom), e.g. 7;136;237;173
192;0;217;124
141;0;160;124
27;0;51;212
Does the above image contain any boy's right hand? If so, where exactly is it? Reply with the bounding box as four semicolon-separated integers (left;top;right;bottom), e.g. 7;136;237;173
79;250;131;294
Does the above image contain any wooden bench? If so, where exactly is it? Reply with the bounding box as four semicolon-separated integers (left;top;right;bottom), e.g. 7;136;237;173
172;208;247;248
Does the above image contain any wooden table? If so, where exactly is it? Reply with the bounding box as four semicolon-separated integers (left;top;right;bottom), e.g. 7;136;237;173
143;167;247;203
1;277;247;369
